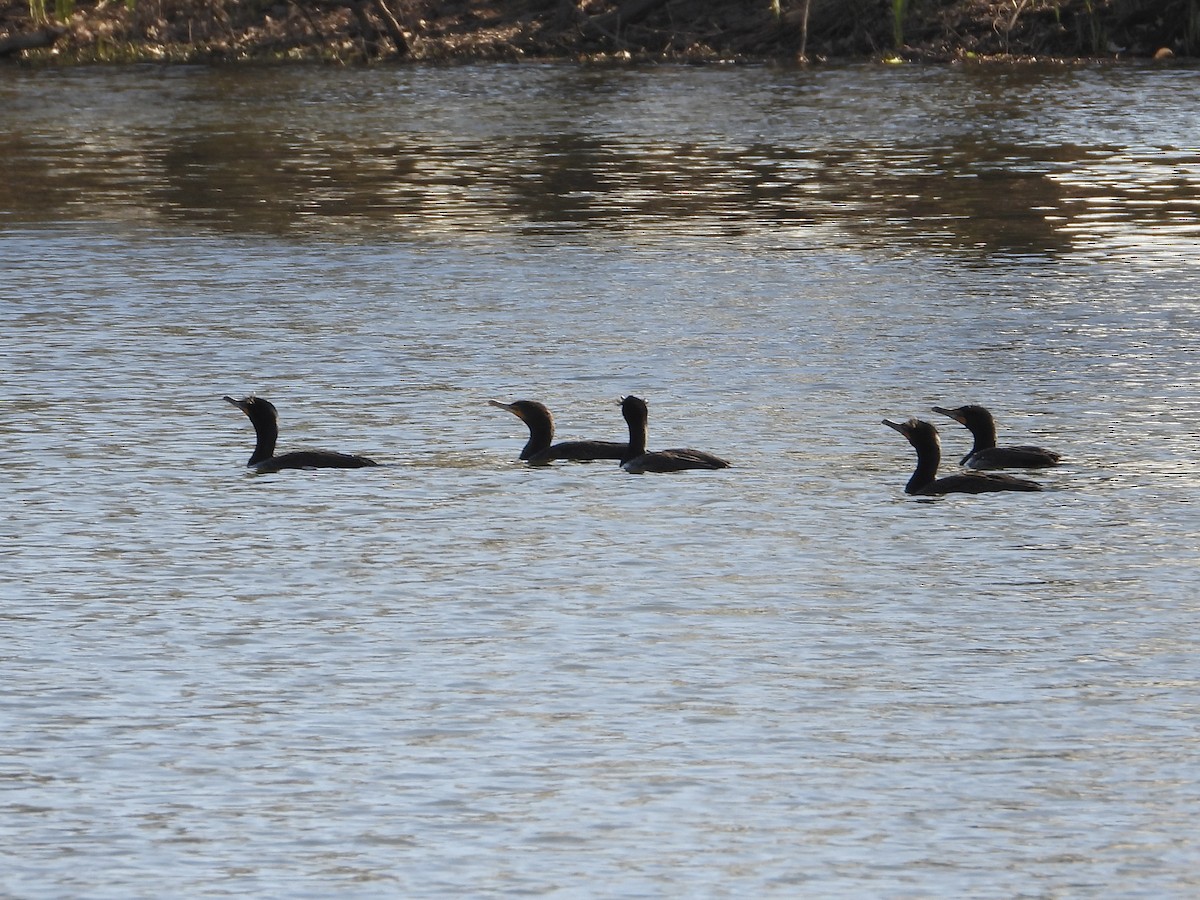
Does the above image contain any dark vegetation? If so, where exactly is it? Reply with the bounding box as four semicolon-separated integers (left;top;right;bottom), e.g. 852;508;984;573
1;0;1195;63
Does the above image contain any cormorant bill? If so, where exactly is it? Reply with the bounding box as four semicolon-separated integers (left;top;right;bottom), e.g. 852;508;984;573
619;395;730;474
932;404;1061;469
488;399;627;465
884;418;1042;495
224;395;379;474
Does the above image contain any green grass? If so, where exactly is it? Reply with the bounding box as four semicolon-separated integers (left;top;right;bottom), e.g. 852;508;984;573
892;0;908;47
29;0;76;22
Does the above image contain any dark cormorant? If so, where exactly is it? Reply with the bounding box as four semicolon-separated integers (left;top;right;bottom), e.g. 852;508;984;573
932;404;1061;469
620;395;730;474
488;399;627;465
884;418;1042;495
224;395;379;474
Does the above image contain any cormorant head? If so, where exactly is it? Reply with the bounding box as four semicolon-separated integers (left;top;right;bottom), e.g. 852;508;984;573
620;395;648;423
932;404;992;426
487;399;553;428
224;395;278;425
884;417;941;450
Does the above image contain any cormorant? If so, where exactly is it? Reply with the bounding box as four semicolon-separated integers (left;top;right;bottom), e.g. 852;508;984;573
224;395;379;474
884;418;1041;495
620;395;730;474
488;399;627;465
932;404;1061;469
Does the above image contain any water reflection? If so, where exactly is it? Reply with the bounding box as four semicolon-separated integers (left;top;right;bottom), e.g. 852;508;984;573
2;64;1198;258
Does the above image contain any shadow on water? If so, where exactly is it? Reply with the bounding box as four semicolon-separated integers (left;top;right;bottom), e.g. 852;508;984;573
1;64;1197;259
0;124;1084;256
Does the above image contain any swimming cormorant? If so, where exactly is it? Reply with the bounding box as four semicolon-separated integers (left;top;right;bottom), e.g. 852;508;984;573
932;404;1061;469
620;395;730;474
224;395;379;474
884;418;1041;495
488;399;627;465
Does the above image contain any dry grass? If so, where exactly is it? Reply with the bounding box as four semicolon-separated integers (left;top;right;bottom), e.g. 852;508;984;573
1;0;1192;64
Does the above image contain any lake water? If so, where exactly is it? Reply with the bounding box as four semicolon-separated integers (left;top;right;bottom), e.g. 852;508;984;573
2;61;1199;896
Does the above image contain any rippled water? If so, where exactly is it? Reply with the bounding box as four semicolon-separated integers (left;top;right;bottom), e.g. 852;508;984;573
2;62;1199;896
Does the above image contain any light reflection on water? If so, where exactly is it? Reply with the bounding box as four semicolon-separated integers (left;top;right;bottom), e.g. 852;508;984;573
2;63;1200;897
3;63;1198;257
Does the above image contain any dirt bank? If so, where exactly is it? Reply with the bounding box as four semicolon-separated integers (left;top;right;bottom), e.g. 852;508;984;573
1;0;1192;64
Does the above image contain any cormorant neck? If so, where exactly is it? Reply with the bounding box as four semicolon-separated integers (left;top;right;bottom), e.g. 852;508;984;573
967;418;997;453
622;411;647;462
905;438;941;494
520;414;554;461
247;415;278;466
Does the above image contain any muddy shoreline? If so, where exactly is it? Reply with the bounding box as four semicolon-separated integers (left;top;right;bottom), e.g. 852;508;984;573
1;1;1190;65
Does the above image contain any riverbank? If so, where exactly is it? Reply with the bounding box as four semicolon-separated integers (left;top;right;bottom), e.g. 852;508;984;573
0;0;1191;64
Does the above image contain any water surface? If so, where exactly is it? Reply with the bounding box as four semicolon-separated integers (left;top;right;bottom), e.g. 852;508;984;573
2;62;1199;897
